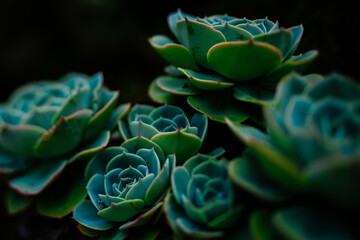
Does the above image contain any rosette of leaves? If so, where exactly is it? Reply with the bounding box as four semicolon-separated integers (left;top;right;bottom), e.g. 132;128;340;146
164;154;246;239
0;72;130;218
73;136;175;239
226;73;360;239
118;104;207;163
148;9;318;123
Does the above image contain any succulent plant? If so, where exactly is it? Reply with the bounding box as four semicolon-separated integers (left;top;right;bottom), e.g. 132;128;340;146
73;136;175;239
226;73;360;239
164;154;246;239
0;72;130;217
148;9;318;123
118;104;207;163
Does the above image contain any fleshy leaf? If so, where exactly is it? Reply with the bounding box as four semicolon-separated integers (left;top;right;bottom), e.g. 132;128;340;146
253;29;293;57
125;174;155;200
208;41;282;81
233;83;275;105
213;24;252;41
151;130;202;163
36;165;87;218
156;76;201;96
145;155;175;205
34;110;93;157
106;102;131;130
178;68;234;90
77;224;102;238
52;83;91;123
0;124;46;157
187;90;249;123
171;166;191;205
190;113;208;141
176;217;224;239
9;160;67;195
69;130;110;163
229;157;289;202
148;80;182;104
262;50;319;83
149;35;200;71
120;202;163;230
73;199;114;231
226;118;304;190
87;174;106;211
6;189;35;214
84;91;119;140
176;18;226;69
129;121;159;139
97;199;145;222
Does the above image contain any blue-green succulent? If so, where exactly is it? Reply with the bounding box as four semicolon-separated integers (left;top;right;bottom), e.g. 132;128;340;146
118;104;207;163
164;154;246;239
148;9;318;123
73;136;175;239
0;72;129;217
227;73;360;239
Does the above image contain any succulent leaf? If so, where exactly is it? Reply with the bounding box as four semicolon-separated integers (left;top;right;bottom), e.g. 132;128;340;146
34;109;93;157
9;159;67;195
0;124;46;157
6;189;35;214
207;41;282;81
73;199;115;231
148;80;182;104
175;19;226;69
156;76;201;95
187;90;249;123
149;35;200;70
178;68;234;90
36;166;87;218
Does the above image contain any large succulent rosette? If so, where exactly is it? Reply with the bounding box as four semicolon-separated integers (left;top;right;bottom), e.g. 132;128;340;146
0;73;129;217
164;154;246;239
118;104;207;163
73;136;175;239
226;73;360;239
148;9;318;123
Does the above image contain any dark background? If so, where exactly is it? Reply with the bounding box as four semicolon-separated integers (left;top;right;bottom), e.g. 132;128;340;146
0;0;359;239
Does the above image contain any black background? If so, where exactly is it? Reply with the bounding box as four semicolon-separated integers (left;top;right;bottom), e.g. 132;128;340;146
0;0;359;239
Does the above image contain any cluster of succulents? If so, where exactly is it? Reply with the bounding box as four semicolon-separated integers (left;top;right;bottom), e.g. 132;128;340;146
148;9;318;123
1;8;359;240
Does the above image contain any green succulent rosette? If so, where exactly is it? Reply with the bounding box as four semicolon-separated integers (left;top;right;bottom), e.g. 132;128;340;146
0;72;130;217
164;154;246;239
73;136;175;239
226;73;360;239
118;104;207;163
148;9;318;123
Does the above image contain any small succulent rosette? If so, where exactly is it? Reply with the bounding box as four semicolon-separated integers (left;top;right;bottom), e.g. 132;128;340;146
226;73;360;239
0;72;129;217
164;154;246;239
118;104;207;164
73;136;175;239
148;9;318;123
